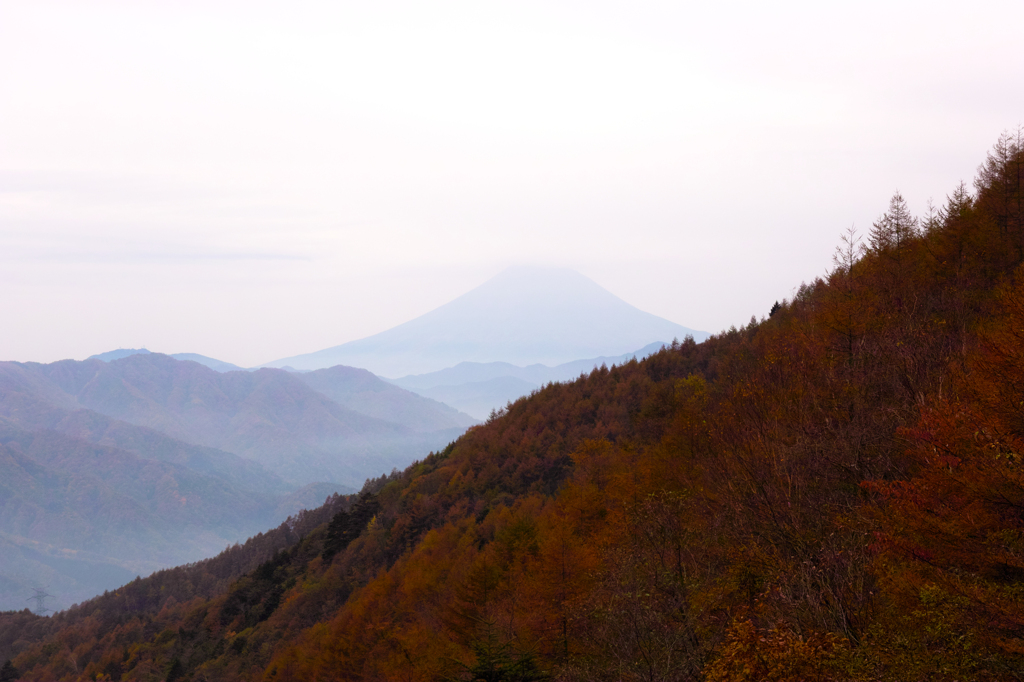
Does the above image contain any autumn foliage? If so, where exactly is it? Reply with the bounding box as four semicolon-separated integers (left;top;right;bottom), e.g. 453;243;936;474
3;131;1024;680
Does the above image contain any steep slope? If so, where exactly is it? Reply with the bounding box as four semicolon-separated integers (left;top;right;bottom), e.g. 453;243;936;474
264;267;707;376
0;492;354;664
5;136;1024;681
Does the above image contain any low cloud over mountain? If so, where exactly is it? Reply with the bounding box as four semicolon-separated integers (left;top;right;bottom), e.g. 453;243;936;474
264;267;707;376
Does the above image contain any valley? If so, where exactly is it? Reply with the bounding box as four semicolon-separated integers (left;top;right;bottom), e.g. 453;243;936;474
0;353;474;611
2;137;1023;680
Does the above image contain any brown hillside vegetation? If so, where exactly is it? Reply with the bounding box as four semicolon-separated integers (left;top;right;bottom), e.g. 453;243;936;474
2;131;1024;681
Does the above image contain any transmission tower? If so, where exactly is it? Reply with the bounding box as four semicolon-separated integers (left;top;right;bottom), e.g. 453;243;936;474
27;587;53;616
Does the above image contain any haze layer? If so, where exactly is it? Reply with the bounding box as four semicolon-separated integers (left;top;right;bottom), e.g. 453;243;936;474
266;266;707;376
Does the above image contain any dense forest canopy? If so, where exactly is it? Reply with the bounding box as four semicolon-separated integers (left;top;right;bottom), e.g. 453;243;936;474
2;130;1024;681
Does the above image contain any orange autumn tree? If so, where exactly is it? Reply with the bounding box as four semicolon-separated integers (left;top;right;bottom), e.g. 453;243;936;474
868;273;1024;677
8;132;1024;682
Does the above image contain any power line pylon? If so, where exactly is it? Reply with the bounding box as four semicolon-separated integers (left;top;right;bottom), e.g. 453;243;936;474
27;587;53;616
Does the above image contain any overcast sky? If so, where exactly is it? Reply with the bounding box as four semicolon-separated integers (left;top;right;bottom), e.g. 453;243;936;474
2;0;1022;367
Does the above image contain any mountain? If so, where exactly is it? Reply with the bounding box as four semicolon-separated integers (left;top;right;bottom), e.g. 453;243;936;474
89;348;246;372
4;135;1024;681
0;421;355;613
412;376;540;421
87;348;152;362
39;408;288;495
0;490;354;658
0;421;281;611
263;267;707;376
293;365;478;432
49;355;412;485
0;356;361;610
1;354;470;487
0;361;285;492
86;350;478;431
0;353;430;610
391;342;669;419
168;353;247;373
0;423;273;556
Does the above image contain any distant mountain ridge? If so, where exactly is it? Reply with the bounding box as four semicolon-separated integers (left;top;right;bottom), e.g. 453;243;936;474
295;365;477;432
390;342;670;419
0;353;476;609
88;348;246;373
264;267;707;376
391;341;670;391
7;354;473;487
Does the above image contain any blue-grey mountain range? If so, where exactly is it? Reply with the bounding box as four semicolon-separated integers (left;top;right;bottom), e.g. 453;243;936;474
88;348;246;373
390;342;670;420
0;353;475;610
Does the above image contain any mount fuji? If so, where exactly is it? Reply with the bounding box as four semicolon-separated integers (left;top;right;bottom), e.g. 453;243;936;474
264;267;707;377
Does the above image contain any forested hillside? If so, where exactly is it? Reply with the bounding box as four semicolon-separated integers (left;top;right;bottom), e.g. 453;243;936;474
2;132;1023;681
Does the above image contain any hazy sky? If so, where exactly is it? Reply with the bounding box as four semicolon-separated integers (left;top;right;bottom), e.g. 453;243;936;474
2;0;1022;367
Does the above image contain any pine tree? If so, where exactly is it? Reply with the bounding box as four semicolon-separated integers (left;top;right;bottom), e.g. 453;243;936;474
1;660;21;682
868;191;918;256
